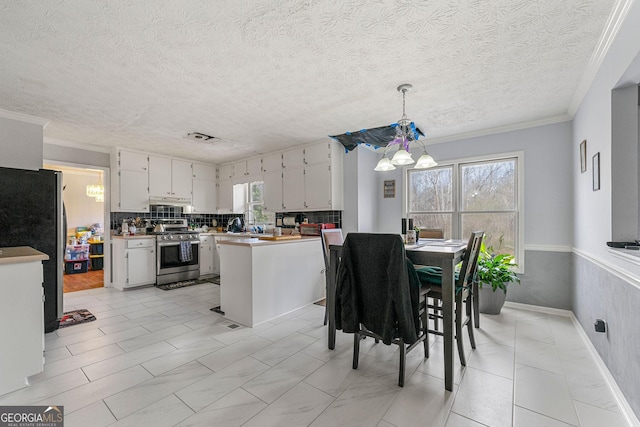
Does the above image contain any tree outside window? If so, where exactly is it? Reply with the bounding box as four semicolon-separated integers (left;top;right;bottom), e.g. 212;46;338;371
408;156;519;258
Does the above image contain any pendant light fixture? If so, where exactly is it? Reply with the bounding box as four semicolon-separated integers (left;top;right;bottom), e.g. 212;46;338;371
374;84;437;171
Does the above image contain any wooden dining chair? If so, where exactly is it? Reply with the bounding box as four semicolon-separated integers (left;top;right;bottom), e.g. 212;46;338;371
321;228;344;325
335;233;429;386
415;231;484;366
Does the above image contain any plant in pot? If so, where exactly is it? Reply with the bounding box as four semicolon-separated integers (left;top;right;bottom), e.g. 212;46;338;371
476;239;520;315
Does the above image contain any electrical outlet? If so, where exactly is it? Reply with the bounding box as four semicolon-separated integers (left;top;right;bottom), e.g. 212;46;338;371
594;319;607;333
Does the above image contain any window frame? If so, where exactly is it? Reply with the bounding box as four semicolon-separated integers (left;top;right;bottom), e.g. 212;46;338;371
404;151;525;273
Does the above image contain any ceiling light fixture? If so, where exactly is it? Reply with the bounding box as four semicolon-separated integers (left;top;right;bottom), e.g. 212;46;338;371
86;170;104;199
374;84;437;171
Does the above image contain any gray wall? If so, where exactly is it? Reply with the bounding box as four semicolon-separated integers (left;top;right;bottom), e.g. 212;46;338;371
0;116;44;170
44;142;110;168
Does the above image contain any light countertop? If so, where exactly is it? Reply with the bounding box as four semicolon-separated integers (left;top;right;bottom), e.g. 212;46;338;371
0;246;49;265
217;236;320;247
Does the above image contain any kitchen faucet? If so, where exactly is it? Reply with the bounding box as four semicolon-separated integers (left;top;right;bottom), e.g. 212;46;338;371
242;209;255;232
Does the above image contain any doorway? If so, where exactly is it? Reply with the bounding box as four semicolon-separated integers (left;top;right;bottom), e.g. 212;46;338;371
44;162;110;293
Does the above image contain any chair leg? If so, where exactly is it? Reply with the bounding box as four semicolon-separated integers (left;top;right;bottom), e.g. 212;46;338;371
421;296;429;358
466;292;476;349
432;298;440;331
323;306;328;326
455;293;467;367
353;331;360;369
473;280;480;328
399;339;406;387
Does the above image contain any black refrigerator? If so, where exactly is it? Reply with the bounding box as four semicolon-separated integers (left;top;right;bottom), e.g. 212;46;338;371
0;166;64;333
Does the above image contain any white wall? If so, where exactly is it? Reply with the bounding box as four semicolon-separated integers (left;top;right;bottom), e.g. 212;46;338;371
61;170;105;238
0;114;45;170
373;121;574;248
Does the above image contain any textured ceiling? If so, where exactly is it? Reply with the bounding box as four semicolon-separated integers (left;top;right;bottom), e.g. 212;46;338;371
0;0;618;164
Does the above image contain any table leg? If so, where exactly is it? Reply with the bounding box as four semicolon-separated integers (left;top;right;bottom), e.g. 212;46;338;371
327;247;338;350
442;260;455;391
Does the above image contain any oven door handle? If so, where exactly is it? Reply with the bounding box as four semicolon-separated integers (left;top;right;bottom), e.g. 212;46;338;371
157;240;199;247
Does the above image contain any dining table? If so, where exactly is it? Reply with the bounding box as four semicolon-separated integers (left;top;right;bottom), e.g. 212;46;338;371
326;238;468;392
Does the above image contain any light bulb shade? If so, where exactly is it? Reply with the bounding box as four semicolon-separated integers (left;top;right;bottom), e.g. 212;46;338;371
95;193;104;203
86;184;104;198
374;157;396;171
391;148;415;165
415;153;437;169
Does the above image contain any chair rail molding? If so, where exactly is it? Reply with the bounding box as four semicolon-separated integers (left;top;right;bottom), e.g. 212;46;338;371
574;247;640;292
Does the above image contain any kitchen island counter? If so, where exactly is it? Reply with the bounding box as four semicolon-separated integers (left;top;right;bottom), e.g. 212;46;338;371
217;236;324;327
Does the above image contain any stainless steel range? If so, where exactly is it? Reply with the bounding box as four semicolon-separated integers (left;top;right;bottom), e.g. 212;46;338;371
150;219;200;285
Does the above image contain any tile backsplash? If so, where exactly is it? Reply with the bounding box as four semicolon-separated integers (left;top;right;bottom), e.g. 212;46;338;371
110;207;341;231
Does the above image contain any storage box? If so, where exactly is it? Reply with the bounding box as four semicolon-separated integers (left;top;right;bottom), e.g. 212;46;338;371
65;244;89;261
90;257;104;271
65;260;88;274
89;242;104;255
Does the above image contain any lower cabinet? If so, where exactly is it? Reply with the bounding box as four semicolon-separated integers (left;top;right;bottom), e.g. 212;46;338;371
199;235;216;277
112;237;156;290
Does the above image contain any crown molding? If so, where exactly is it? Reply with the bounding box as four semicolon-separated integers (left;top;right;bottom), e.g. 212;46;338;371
568;0;636;116
0;108;49;127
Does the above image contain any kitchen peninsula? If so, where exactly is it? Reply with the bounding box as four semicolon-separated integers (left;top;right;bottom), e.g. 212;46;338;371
217;236;324;327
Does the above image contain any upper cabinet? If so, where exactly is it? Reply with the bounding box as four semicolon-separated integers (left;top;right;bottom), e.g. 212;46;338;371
111;149;149;213
232;157;262;183
262;153;282;173
218;163;233;181
149;156;192;200
191;163;217;213
303;142;332;165
282;147;305;169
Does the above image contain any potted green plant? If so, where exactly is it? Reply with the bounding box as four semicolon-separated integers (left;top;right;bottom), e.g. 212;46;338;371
476;239;520;314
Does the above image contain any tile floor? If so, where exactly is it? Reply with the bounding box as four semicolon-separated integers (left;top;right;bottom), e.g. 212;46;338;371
0;281;632;427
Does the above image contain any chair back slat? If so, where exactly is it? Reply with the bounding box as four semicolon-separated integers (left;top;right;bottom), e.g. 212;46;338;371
419;228;444;239
321;229;344;270
456;231;484;288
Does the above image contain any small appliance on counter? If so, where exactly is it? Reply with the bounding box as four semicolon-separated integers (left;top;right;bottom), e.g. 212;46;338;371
227;217;244;233
299;223;336;236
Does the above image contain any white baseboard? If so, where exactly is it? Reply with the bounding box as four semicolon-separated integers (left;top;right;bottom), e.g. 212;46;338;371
505;301;640;426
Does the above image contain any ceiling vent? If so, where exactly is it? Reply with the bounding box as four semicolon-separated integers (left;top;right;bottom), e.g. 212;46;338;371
184;132;216;142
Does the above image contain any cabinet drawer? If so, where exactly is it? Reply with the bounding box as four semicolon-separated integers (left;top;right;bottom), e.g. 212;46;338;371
126;238;154;249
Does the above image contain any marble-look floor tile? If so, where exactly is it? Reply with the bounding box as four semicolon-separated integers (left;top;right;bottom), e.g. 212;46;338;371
513;405;575;427
515;336;563;375
35;365;153;414
451;367;513;427
310;377;399;427
141;338;225;376
255;318;313;342
66;326;149;355
82;341;177;381
176;388;267;427
45;328;105;351
176;356;270;412
562;359;620;413
39;343;125;379
250;331;317;366
383;370;456;427
244;382;335;427
116;323;191;352
304;350;375;397
196;335;271;372
104;360;211;419
445;412;488;427
108;394;194;427
64;400;117;427
467;341;515;379
514;364;578;425
242;352;324;403
0;368;88;405
574;400;630;427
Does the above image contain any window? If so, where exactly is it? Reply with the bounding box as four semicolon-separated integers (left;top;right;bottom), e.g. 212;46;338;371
233;181;275;225
407;154;523;265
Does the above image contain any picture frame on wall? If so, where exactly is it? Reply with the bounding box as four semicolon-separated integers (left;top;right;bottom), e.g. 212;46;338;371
384;179;396;198
593;152;600;191
580;140;587;173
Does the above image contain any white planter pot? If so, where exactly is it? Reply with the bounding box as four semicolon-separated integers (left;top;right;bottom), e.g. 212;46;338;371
478;284;507;315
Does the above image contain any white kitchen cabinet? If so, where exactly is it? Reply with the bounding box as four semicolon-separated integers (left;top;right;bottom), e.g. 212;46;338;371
217;179;233;213
149;156;192;199
233;157;262;182
262;152;282;173
111;149;149;212
263;170;283;211
199;235;215;277
112;237;156;290
282;147;305;169
218;163;233;180
304;142;332;165
304;162;333;209
191;163;217;213
282;168;305;211
0;247;47;396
